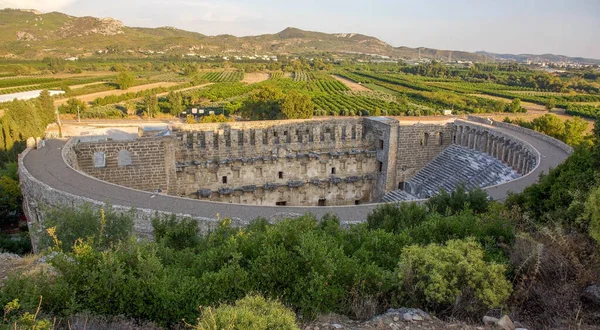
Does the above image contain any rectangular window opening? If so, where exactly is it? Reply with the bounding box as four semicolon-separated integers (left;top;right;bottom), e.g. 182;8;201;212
318;199;326;206
331;167;336;175
355;200;360;205
378;161;383;173
276;201;287;206
278;171;284;179
379;139;384;150
222;176;228;184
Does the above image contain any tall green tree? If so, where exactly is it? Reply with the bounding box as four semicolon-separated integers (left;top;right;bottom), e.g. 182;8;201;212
38;90;55;123
116;71;135;90
143;94;159;118
281;90;313;119
167;92;184;116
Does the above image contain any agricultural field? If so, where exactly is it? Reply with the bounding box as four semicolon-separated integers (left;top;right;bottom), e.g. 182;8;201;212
269;72;285;79
331;74;371;91
293;71;316;82
201;71;244;82
0;59;598;121
54;82;180;106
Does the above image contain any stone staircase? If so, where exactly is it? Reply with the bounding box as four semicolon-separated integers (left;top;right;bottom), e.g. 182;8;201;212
381;144;520;203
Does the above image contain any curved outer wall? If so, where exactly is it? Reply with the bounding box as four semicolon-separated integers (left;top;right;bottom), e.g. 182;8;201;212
19;117;570;252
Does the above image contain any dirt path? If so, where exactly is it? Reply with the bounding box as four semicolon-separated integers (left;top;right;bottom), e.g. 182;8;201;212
242;72;270;84
54;82;179;106
471;93;548;112
331;74;371;91
69;81;108;89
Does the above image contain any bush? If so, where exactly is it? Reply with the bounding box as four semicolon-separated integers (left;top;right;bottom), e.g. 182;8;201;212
38;204;133;252
366;203;428;234
195;294;298;330
584;187;600;244
397;238;512;315
0;233;32;255
152;215;199;250
426;185;490;215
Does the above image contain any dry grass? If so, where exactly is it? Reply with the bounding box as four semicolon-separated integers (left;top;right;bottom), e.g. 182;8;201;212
241;72;269;84
331;74;371;92
509;229;600;329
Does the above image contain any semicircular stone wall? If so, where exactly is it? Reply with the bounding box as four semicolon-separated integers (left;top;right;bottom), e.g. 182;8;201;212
68;117;538;207
20;116;573;251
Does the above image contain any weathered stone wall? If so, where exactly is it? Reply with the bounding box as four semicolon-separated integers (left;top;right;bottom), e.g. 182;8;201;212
18;149;223;252
172;117;370;162
74;137;175;193
169;118;382;206
69;118;456;206
395;123;454;187
362;117;400;200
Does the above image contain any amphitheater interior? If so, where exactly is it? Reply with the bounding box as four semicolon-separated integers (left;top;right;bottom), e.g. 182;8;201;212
66;117;536;207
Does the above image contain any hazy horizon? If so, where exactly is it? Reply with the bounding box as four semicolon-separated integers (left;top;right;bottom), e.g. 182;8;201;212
1;0;599;59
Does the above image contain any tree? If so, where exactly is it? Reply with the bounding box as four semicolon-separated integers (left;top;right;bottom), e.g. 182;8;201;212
531;114;565;140
116;71;135;90
510;98;522;113
167;92;184;116
59;98;87;115
143;94;159;118
545;99;556;111
38;90;55;122
563;117;587;146
240;86;284;120
281;90;313;119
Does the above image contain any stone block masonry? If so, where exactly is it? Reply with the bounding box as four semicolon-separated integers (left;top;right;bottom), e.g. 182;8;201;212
74;137;176;194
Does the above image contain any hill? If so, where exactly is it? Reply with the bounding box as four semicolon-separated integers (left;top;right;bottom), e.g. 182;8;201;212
0;8;597;65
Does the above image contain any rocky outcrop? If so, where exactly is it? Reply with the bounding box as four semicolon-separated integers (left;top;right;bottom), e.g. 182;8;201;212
58;17;124;37
582;284;600;305
16;31;36;41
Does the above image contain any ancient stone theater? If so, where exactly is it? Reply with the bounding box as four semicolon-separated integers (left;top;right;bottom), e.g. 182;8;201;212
19;116;571;248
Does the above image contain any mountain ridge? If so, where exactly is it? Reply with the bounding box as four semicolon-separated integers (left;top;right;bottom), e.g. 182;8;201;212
0;8;598;64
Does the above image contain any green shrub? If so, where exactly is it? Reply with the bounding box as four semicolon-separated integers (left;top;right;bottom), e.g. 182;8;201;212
584;187;600;244
0;233;32;255
152;214;199;250
397;238;512;314
195;294;298;330
367;203;428;233
38;203;133;252
426;185;489;215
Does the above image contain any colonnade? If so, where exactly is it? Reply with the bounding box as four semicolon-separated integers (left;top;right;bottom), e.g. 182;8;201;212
454;125;536;175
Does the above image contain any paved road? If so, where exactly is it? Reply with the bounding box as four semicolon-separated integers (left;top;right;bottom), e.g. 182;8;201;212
22;124;569;223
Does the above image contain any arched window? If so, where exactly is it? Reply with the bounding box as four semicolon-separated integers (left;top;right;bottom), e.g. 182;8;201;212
118;150;132;166
423;133;430;146
438;132;444;145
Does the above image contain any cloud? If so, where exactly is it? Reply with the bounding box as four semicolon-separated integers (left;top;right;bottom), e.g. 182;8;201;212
0;0;77;12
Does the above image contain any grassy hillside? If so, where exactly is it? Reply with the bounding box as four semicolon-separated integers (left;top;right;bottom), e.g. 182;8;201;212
0;9;597;65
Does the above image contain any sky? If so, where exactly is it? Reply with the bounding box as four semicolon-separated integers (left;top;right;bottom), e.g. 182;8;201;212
1;0;599;59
